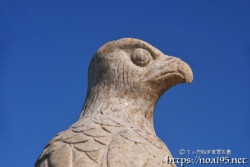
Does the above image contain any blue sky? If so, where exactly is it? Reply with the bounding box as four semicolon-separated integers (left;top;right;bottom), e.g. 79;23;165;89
1;0;249;166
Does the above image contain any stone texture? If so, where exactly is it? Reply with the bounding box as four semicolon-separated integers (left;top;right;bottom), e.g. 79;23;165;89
35;38;193;167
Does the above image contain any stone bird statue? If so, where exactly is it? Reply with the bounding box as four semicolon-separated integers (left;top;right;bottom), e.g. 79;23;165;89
35;38;193;167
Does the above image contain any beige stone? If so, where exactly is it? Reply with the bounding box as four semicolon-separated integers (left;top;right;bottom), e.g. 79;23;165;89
35;38;193;167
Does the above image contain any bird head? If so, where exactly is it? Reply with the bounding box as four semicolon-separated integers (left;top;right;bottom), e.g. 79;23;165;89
87;38;193;99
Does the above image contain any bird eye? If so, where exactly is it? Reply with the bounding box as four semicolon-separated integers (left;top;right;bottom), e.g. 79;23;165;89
131;49;152;67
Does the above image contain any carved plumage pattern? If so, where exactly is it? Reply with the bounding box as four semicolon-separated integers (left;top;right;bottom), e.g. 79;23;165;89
35;114;175;167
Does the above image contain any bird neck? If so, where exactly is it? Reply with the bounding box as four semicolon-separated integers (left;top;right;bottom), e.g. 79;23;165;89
80;81;159;133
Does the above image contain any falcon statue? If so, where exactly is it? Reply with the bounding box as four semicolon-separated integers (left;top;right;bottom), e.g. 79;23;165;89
35;38;193;167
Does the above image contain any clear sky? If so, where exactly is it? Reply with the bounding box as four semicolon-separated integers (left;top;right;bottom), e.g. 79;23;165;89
1;0;249;166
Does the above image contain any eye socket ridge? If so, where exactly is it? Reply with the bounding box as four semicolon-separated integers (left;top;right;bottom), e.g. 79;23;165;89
131;48;152;67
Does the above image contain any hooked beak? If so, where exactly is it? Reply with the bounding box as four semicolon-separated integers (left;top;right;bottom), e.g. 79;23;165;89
175;59;193;84
144;56;193;95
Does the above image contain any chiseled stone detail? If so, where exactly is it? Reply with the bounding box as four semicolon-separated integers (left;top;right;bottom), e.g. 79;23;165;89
35;38;193;167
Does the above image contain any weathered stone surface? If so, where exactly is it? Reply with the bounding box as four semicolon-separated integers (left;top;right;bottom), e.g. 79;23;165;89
35;38;193;167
